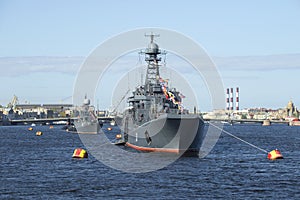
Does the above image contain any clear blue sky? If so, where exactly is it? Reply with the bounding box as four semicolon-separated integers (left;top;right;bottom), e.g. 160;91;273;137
0;0;300;110
1;0;300;56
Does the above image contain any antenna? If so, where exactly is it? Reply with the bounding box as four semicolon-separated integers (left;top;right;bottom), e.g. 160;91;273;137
137;53;144;85
145;32;160;43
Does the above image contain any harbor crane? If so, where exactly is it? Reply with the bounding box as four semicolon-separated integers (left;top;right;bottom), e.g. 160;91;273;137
110;89;130;115
7;95;19;109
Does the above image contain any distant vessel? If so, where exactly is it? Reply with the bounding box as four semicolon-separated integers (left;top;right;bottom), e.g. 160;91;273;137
116;34;205;156
74;95;100;134
110;120;116;126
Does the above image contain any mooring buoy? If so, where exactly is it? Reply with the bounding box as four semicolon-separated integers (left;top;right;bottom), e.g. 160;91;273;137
268;149;283;160
72;148;88;158
116;134;122;139
36;131;43;136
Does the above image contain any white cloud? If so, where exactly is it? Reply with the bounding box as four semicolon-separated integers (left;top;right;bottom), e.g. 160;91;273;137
0;56;84;77
213;53;300;71
1;53;299;78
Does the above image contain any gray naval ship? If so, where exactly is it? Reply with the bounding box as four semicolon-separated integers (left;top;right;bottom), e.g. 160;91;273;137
73;95;100;134
116;34;205;156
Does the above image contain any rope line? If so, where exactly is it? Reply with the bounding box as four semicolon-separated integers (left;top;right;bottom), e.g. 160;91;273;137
209;122;268;153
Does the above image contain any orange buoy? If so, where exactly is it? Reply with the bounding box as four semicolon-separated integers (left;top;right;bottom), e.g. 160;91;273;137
107;127;112;131
72;148;88;158
116;134;122;139
28;127;33;131
36;131;43;136
49;125;54;129
268;149;283;160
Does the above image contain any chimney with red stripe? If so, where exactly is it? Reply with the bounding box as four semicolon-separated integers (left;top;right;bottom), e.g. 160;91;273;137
226;88;229;110
236;87;239;110
230;88;233;110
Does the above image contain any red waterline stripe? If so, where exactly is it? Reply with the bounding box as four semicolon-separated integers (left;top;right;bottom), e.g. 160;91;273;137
126;142;179;153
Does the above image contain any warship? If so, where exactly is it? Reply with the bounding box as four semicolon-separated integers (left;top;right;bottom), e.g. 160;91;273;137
74;95;101;134
116;34;205;156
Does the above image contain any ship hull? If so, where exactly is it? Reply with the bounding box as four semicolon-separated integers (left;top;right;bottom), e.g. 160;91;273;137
125;114;205;156
74;121;100;134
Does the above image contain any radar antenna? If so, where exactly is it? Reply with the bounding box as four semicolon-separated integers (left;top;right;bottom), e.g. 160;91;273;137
145;33;160;43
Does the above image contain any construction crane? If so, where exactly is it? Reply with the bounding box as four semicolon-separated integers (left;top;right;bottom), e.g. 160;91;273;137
7;95;19;109
60;96;72;103
110;89;130;115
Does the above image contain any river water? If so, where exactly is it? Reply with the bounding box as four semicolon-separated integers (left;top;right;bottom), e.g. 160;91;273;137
0;123;299;199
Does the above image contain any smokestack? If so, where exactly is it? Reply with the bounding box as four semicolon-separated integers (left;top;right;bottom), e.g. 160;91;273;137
236;87;239;110
226;88;229;110
230;88;233;110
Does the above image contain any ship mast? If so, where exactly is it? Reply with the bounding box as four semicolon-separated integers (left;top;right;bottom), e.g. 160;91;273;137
144;33;161;91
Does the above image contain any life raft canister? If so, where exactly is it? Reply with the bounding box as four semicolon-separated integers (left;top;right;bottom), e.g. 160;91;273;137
72;148;88;158
267;149;283;160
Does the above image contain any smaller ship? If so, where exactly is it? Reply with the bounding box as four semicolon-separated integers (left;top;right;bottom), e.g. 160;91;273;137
110;120;116;126
74;95;100;134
